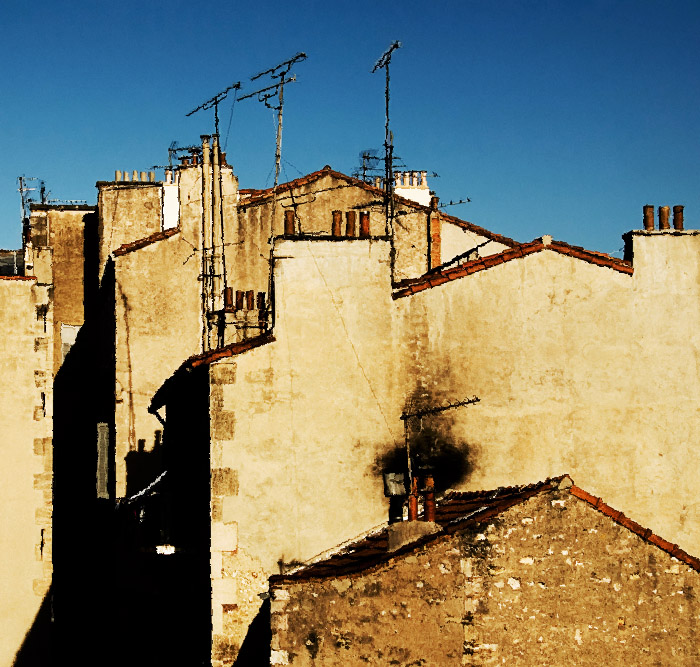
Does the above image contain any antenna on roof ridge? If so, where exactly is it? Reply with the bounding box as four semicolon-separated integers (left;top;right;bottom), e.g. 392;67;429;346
186;80;242;136
372;40;401;236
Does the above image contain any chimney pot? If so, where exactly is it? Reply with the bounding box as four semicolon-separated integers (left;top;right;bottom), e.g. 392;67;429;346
659;206;670;230
673;205;685;231
246;290;255;310
643;205;654;231
331;210;342;237
407;476;419;521
149;171;156;182
256;292;266;311
235;290;244;311
284;209;295;236
123;171;131;182
115;170;122;181
132;170;139;182
140;171;147;182
359;211;370;238
424;474;436;522
224;287;234;311
430;196;439;211
346;211;356;238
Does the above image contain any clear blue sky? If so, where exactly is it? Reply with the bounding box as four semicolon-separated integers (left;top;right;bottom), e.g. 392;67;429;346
1;1;699;255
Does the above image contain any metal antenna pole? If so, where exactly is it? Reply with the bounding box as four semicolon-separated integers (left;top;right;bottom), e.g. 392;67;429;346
186;81;242;135
372;41;401;236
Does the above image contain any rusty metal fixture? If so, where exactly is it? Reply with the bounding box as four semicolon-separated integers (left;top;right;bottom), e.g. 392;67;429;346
246;290;254;310
424;474;436;522
346;211;356;237
408;476;419;521
235;290;244;311
331;210;342;237
284;209;295;236
643;205;654;230
224;287;234;311
658;206;670;230
430;196;439;212
673;205;685;231
359;211;370;238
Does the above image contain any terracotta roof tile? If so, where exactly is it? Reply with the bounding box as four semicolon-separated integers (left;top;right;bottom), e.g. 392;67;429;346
187;333;275;368
393;238;632;299
570;485;700;572
270;476;700;585
113;227;179;257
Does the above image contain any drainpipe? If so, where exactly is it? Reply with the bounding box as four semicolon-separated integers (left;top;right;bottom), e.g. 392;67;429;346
211;134;224;311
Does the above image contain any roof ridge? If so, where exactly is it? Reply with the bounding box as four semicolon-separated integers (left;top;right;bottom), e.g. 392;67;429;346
113;227;179;257
570;485;700;572
187;332;275;368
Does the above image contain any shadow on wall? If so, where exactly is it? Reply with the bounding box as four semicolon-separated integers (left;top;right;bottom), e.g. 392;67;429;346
375;385;478;498
125;430;164;497
12;584;53;666
232;598;271;667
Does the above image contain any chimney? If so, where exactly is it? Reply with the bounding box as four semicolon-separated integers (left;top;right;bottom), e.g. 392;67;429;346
224;287;234;311
658;206;670;230
235;290;244;311
359;211;370;238
132;170;139;182
643;205;654;230
424;473;436;522
284;209;295;236
123;171;131;182
149;171;156;182
246;290;255;310
115;170;122;181
407;476;418;521
257;292;266;310
140;171;147;182
345;211;356;238
331;210;342;237
673;205;685;231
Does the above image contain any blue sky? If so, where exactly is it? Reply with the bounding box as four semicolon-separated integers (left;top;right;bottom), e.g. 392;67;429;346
1;1;699;254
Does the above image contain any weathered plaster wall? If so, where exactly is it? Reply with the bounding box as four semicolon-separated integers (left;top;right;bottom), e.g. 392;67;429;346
0;277;52;666
395;231;700;555
209;239;403;662
97;182;162;277
271;489;700;666
114;235;201;497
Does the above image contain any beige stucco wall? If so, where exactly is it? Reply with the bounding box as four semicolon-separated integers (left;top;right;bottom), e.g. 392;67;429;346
0;277;52;666
440;219;510;265
395;230;700;556
271;487;700;666
209;239;403;662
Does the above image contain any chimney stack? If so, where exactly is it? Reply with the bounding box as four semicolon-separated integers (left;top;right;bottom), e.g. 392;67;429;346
673;205;685;231
284;209;295;236
658;206;671;230
359;211;370;238
224;287;234;311
643;205;654;230
345;211;356;238
331;210;342;237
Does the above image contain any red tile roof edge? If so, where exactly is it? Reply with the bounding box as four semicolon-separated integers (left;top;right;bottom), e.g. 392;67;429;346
0;275;35;281
393;238;633;299
187;333;275;368
269;476;568;585
112;227;180;257
570;485;700;572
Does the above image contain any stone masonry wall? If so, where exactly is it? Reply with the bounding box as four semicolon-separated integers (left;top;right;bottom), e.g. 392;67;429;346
272;488;700;666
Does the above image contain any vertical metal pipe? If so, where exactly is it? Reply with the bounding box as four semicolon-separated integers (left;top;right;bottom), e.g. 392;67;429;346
211;135;224;311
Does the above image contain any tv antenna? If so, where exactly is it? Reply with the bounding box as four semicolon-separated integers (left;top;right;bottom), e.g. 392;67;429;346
240;52;307;192
186;80;242;136
372;40;401;235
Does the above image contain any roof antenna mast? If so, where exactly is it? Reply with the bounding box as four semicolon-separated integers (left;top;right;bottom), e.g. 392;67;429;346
186;80;242;136
372;40;401;235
